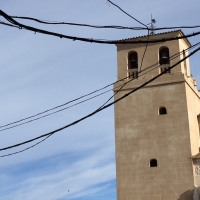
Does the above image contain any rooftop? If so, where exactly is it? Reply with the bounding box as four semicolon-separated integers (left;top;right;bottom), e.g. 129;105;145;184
115;30;191;47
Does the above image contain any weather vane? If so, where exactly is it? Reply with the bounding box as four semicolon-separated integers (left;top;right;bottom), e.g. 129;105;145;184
147;14;156;35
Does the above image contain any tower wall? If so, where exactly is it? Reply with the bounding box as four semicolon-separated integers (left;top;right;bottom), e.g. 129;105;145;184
114;30;200;200
115;81;194;200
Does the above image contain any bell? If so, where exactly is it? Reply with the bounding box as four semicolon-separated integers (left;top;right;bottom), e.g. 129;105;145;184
130;56;136;62
161;52;168;59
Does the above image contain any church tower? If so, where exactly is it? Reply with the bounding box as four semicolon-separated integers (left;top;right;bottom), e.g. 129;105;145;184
114;30;200;200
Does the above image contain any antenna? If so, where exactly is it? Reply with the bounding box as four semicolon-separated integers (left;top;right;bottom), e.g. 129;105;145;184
147;14;156;35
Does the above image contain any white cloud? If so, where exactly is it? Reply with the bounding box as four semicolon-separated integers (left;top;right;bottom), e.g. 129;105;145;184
1;147;115;200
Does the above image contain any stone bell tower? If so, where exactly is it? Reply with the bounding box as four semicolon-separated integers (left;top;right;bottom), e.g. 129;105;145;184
114;30;200;200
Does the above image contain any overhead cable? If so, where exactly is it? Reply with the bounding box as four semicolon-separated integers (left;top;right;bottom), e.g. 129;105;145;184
0;77;126;130
140;41;200;74
0;81;134;157
1;41;199;131
107;0;150;71
0;44;199;155
0;10;200;44
10;16;147;30
0;135;51;157
107;0;147;27
7;16;200;31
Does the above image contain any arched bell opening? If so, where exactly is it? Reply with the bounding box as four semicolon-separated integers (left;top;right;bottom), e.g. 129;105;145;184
159;47;170;74
128;51;138;79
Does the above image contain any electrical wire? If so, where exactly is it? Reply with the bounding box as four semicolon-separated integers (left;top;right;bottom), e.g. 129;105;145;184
0;77;126;129
0;20;19;28
6;16;200;30
107;0;150;71
107;0;147;28
96;76;134;111
0;135;51;157
106;0;149;100
140;41;200;74
101;0;150;111
1;41;199;132
140;32;149;71
0;81;134;157
6;15;200;31
10;16;147;30
155;26;200;31
0;88;113;131
0;7;198;131
0;9;200;157
0;10;200;44
0;73;147;131
1;44;199;157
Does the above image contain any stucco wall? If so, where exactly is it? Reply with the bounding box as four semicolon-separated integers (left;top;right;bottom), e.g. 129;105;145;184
114;31;197;200
114;82;194;200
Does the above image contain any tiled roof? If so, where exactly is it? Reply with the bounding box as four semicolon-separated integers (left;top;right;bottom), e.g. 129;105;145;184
115;30;182;41
115;29;191;46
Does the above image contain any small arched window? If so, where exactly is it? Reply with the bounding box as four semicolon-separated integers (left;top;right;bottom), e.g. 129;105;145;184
159;47;170;73
128;52;138;79
159;107;167;115
159;47;170;65
150;159;157;167
128;52;138;69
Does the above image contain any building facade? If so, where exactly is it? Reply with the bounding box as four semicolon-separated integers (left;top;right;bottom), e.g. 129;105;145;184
114;30;200;200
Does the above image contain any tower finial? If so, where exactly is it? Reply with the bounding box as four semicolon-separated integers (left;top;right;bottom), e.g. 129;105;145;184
148;14;156;35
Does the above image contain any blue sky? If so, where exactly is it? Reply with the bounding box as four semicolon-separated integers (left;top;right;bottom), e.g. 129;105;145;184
0;1;200;199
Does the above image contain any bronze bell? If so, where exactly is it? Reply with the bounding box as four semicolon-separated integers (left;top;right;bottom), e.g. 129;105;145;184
161;52;168;60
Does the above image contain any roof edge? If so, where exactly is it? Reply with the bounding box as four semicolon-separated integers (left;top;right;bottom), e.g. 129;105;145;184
115;30;192;47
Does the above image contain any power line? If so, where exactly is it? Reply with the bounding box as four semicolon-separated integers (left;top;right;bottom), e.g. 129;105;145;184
0;20;19;28
0;8;199;156
106;0;149;88
96;75;135;111
0;135;51;158
155;26;200;31
6;16;200;32
140;33;149;71
0;10;200;44
107;0;150;71
9;16;147;30
0;77;127;130
0;74;144;131
0;90;111;131
1;41;199;132
140;41;200;74
1;44;199;156
0;80;134;157
107;0;147;28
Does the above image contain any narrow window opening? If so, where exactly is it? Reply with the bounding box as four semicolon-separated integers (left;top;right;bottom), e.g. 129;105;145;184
128;52;138;79
159;47;170;73
150;159;157;167
159;107;167;115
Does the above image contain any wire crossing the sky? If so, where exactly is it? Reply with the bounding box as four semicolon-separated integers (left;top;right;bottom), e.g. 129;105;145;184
1;10;200;45
1;5;200;157
0;41;199;132
1;44;200;157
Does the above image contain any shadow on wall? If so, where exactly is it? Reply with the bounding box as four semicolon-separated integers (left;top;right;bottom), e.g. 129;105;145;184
194;186;200;200
177;189;195;200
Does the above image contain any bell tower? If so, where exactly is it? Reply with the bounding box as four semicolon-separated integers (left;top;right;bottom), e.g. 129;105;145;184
114;30;200;200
